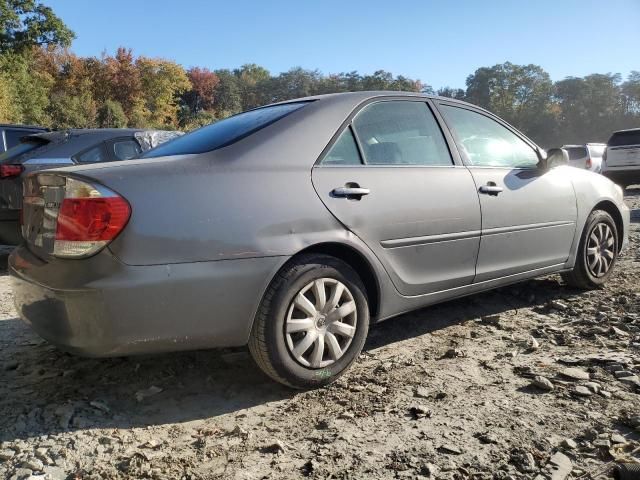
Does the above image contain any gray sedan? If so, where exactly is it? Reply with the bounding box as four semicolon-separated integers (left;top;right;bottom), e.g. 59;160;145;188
10;92;630;388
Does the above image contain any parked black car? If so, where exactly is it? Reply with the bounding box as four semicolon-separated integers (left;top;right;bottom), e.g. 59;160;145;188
0;128;181;244
0;124;48;153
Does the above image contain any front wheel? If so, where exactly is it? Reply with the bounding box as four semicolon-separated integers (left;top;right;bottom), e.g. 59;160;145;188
249;254;369;389
562;209;618;289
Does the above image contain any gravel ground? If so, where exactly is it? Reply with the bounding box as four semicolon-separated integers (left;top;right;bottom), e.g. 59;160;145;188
0;190;639;480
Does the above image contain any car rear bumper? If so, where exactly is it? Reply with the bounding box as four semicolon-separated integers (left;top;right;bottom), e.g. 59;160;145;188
9;245;286;357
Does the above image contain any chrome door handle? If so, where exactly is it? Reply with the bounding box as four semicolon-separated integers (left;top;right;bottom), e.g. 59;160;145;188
479;185;503;196
332;186;370;198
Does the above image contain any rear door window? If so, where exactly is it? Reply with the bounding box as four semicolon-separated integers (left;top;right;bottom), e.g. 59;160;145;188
321;128;362;165
351;101;453;166
111;138;142;160
75;144;108;163
143;102;309;158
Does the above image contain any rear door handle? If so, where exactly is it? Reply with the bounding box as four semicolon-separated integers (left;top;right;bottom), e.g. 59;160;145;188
478;184;503;196
331;186;370;199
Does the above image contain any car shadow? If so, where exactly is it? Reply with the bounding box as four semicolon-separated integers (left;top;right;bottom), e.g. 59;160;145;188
364;276;578;350
0;273;580;443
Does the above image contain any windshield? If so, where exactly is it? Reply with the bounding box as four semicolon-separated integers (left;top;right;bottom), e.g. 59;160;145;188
143;102;310;158
0;139;47;164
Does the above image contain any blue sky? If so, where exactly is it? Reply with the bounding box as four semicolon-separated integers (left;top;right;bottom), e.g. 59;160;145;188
47;0;639;89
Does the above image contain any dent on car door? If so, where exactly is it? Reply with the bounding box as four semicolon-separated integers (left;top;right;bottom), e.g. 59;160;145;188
311;99;482;296
437;103;577;282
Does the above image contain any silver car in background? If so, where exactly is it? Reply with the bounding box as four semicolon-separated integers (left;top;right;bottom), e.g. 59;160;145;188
10;92;630;388
563;143;606;172
0;129;182;244
603;128;640;188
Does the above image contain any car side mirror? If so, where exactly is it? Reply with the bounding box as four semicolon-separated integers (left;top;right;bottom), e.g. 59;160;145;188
540;148;569;170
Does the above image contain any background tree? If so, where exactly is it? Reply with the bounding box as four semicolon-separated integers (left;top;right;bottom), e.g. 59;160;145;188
622;71;640;115
212;69;241;118
183;67;219;113
97;99;127;128
47;90;96;128
465;62;556;144
555;73;625;144
136;57;190;128
437;86;465;100
0;70;16;121
0;0;74;53
234;63;270;110
0;48;51;124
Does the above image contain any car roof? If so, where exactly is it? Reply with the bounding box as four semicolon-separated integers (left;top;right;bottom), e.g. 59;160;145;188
611;128;640;134
31;128;145;140
273;90;471;108
269;91;505;131
268;91;540;149
22;129;159;159
0;124;48;130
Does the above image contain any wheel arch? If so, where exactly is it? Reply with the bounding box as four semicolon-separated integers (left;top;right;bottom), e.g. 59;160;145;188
593;200;624;251
293;242;381;318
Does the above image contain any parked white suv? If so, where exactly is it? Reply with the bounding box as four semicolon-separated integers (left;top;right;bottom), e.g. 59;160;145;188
562;143;606;172
603;128;640;187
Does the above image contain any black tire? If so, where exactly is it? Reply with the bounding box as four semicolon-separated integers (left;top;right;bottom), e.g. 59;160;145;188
562;209;618;289
248;254;369;389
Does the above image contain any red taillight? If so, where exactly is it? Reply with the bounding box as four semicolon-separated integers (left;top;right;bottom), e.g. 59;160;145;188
586;157;592;169
0;164;23;178
22;174;131;258
56;197;130;242
50;177;130;258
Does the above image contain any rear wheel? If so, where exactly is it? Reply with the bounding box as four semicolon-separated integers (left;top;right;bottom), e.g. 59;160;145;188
249;254;369;389
562;210;618;289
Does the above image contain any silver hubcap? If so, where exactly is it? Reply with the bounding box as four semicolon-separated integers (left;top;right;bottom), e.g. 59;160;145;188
285;278;357;368
586;222;615;278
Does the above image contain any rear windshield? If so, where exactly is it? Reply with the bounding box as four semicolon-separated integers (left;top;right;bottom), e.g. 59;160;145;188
143;102;309;158
565;146;587;161
608;130;640;147
0;139;47;164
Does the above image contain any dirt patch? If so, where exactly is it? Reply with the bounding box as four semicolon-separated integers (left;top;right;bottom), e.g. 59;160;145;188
1;190;639;480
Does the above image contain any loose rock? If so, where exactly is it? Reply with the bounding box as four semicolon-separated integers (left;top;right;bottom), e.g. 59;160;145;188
560;368;590;380
532;375;554;391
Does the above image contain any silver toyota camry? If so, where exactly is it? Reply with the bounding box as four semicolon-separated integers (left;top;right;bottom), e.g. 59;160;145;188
10;92;630;388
